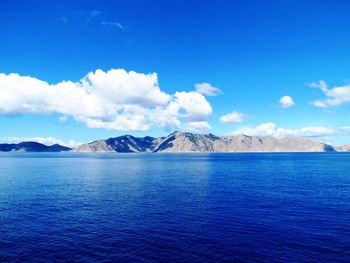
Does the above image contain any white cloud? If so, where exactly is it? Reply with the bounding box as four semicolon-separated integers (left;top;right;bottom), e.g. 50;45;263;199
232;122;335;138
310;80;350;108
276;126;335;138
84;69;170;107
233;122;276;137
171;91;212;121
0;73;114;117
180;121;212;134
76;105;152;132
101;21;124;31
0;69;213;133
195;83;222;96
279;95;294;108
220;111;244;123
0;137;80;148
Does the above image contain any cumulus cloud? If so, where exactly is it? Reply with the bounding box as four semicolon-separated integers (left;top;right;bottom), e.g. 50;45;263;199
279;95;294;108
0;73;114;117
171;91;212;121
195;83;222;96
310;80;350;108
0;69;213;134
220;111;244;123
232;122;335;138
0;137;80;148
84;69;170;107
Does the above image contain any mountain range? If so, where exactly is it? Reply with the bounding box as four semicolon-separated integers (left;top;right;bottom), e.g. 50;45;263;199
2;131;349;153
73;131;336;153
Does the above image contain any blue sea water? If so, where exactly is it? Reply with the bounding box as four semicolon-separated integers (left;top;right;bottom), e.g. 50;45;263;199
0;152;350;262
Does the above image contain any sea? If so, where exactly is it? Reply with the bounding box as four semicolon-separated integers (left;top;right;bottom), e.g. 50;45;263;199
0;152;349;262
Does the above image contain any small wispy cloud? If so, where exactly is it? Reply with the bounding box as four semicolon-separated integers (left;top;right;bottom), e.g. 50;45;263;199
91;10;103;17
61;10;103;24
101;21;125;31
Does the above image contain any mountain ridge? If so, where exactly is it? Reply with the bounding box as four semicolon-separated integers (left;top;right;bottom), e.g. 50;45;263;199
73;131;337;153
2;132;347;153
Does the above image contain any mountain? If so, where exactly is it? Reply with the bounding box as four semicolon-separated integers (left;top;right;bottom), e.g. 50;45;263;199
153;132;220;152
0;142;71;152
73;135;162;152
153;131;334;152
73;131;335;153
336;145;350;151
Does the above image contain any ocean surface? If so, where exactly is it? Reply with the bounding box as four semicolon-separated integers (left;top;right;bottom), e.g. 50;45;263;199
0;152;349;262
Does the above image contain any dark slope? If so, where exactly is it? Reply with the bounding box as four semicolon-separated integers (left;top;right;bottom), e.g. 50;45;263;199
0;142;71;152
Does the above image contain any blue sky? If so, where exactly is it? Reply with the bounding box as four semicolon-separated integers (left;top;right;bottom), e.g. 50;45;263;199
1;0;350;146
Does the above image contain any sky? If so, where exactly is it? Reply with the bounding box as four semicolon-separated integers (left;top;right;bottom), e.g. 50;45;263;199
1;0;350;146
